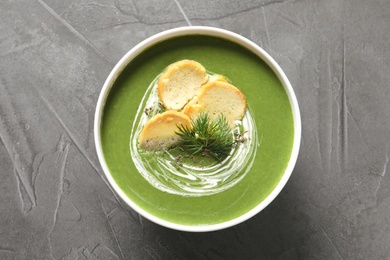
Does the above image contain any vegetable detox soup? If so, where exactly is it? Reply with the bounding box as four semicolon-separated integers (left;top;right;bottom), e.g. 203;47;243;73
101;35;294;226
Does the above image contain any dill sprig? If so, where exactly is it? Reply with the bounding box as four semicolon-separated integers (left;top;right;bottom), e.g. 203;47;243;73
175;113;235;160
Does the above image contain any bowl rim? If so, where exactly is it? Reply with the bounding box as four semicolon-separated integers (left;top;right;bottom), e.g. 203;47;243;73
94;26;301;232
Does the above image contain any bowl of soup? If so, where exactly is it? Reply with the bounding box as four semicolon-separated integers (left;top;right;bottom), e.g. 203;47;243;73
94;26;301;232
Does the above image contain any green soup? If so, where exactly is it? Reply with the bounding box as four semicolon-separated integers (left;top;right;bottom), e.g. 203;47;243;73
101;35;294;226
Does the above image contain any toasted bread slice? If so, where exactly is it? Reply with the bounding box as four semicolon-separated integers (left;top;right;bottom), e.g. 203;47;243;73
139;111;191;150
181;95;198;114
182;104;202;119
158;60;208;110
209;74;228;83
184;81;247;127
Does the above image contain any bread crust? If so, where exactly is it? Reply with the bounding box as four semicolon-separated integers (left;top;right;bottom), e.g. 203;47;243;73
184;81;247;127
158;60;208;110
139;111;191;150
140;61;247;151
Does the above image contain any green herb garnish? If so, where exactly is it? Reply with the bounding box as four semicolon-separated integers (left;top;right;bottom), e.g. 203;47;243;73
176;113;235;160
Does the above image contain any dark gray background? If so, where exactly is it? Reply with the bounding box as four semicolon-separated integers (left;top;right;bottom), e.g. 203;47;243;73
1;0;389;259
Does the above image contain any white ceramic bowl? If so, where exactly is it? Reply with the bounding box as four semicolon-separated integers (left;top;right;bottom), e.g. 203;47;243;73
94;26;301;232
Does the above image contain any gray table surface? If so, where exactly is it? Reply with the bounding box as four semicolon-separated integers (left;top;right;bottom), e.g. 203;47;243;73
1;0;389;259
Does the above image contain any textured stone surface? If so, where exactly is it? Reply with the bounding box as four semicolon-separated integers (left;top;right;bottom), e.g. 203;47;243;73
1;0;389;259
